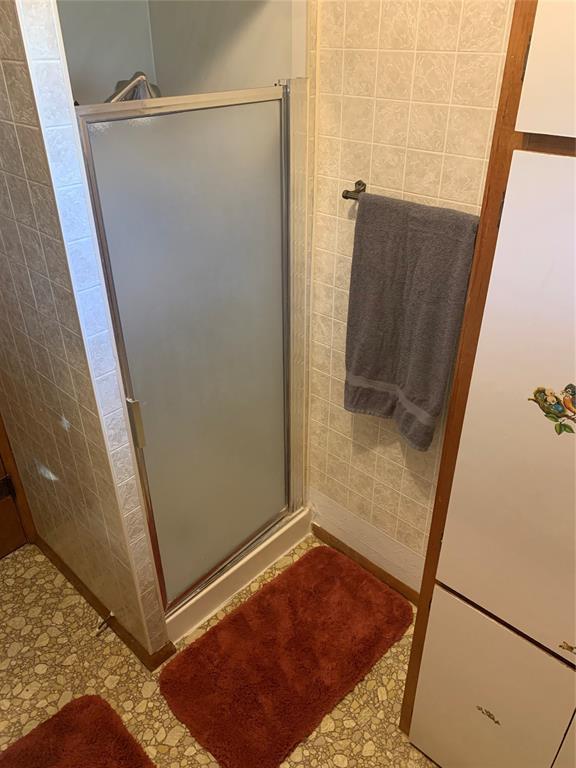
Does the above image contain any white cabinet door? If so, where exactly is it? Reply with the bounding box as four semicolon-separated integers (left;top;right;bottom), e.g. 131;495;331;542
410;587;576;768
438;151;576;663
516;0;576;137
553;715;575;768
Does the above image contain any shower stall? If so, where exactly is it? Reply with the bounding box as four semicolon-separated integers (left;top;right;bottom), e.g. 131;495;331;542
1;0;312;654
77;83;305;610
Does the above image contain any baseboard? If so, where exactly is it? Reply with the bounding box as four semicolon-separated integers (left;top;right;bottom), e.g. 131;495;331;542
311;488;424;594
36;537;175;671
312;523;419;605
166;506;313;643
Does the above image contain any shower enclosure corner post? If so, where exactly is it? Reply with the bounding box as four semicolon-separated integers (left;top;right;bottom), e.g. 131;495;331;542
286;77;311;515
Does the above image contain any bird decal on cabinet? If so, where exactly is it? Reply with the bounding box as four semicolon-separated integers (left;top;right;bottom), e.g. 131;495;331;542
529;384;576;435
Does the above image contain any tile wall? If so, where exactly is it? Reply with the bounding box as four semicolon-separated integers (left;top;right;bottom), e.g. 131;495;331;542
0;0;166;653
308;0;512;563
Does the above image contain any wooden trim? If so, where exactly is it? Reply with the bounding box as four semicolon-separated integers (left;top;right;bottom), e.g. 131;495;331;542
0;410;37;542
37;538;176;671
312;523;420;606
400;0;576;735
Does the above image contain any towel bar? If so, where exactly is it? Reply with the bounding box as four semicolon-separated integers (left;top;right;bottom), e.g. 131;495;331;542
342;180;366;200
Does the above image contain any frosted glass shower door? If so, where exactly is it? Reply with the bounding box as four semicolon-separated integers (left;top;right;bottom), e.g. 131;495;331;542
81;88;288;606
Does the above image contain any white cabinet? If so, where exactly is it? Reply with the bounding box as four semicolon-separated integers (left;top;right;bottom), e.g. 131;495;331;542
437;151;576;663
410;587;576;768
516;0;576;137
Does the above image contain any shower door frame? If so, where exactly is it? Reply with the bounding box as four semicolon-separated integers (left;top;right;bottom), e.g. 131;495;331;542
77;83;304;612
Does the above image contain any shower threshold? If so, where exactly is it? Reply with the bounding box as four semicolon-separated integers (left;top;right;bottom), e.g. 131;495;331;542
165;506;312;643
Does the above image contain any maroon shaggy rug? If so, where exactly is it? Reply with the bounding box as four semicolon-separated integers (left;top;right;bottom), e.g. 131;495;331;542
0;696;154;768
160;545;413;768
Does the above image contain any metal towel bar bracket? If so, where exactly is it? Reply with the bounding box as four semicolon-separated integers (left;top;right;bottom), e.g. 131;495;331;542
342;179;367;200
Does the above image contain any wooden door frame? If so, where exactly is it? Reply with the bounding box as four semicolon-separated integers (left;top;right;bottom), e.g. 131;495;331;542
400;0;576;734
0;410;36;543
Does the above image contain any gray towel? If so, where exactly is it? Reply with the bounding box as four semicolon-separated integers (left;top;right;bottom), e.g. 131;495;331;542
345;194;478;451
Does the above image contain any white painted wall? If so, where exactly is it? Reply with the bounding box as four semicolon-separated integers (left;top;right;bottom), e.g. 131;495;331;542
148;0;298;96
56;0;157;105
58;0;306;103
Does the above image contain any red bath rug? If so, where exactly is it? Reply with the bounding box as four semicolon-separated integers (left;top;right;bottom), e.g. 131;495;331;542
0;695;154;768
160;545;413;768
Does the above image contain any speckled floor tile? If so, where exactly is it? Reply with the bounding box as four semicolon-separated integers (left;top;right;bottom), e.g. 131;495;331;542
0;537;433;767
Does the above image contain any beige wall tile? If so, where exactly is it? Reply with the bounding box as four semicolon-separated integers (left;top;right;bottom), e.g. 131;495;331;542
3;61;37;125
398;495;428;531
0;0;25;59
330;402;353;436
405;445;436;481
372;505;398;536
29;182;60;238
310;370;330;400
401;469;432;506
343;50;378;97
371;144;405;190
310;0;511;558
5;173;34;226
332;287;348;322
328;428;352;460
332;314;347;348
445;105;492;156
319;1;346;48
373;481;400;513
311;341;332;374
452;52;501;106
319;49;343;94
417;1;462;51
313;248;335;285
312;279;334;315
404;149;443;196
440;154;484;204
396;519;425;553
379;0;419;49
327;452;350;483
334;255;351;290
318;94;342;137
375;455;403;490
0;171;13;215
314;212;337;250
317;136;341;176
340;139;372;181
459;0;507;52
316;175;340;215
377;426;406;464
412;52;455;103
16;125;50;184
373;99;410;146
0;120;24;175
347;489;371;519
312;312;332;346
336;216;355;256
407;103;449;152
0;64;11;120
349;465;374;499
345;1;381;48
376;52;415;100
342;96;375;141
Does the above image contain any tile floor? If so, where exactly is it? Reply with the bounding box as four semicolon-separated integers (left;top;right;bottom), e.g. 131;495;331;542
0;535;434;767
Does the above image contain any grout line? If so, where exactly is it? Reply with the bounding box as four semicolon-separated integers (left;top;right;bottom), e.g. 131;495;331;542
436;0;465;206
318;46;503;56
399;0;421;199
